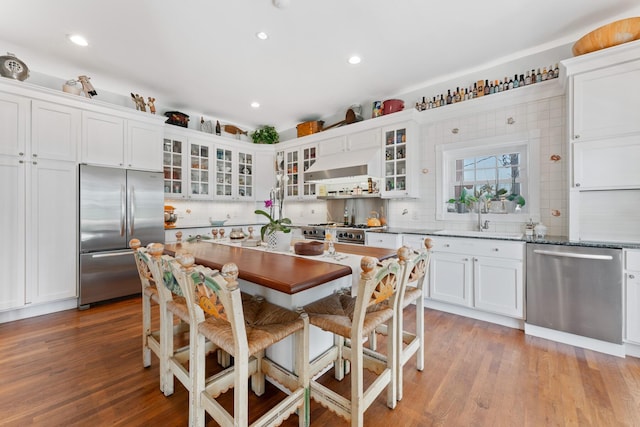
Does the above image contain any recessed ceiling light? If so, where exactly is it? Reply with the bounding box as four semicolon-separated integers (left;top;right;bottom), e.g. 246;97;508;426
256;32;268;40
251;102;260;108
348;56;361;65
67;34;89;47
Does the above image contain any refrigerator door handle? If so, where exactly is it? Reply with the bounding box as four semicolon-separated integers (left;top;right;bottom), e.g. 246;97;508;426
129;185;135;236
91;251;135;258
120;184;126;237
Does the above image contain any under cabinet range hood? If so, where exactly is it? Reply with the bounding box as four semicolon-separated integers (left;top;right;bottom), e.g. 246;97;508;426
304;147;381;182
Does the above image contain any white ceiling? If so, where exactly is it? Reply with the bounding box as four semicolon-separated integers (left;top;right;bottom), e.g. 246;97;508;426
1;1;639;132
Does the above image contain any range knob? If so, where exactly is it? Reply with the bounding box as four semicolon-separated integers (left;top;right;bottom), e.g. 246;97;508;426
347;233;355;239
355;234;363;240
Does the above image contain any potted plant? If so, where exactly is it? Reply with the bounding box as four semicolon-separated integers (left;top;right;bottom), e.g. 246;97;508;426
250;125;279;144
254;207;292;241
447;187;477;213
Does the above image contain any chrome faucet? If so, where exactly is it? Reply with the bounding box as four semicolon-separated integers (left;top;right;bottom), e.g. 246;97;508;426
478;198;490;232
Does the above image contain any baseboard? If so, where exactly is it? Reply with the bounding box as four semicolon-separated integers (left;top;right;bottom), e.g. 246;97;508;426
423;298;524;330
625;342;640;359
0;298;78;324
524;323;625;358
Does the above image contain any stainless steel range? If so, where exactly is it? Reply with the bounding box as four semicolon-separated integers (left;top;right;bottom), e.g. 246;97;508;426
301;224;384;245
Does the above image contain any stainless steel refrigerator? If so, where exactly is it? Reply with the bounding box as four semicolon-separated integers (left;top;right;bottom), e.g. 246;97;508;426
79;164;164;307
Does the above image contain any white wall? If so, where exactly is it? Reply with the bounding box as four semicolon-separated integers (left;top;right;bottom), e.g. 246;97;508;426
387;93;567;237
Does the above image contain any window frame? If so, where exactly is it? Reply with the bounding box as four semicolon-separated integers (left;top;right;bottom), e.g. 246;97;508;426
435;130;540;223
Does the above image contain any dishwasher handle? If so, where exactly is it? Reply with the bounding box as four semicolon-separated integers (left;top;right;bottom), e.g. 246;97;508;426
532;249;613;261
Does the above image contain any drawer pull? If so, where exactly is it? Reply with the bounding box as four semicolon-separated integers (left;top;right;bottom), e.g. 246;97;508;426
492;248;499;252
630;274;636;279
444;244;450;247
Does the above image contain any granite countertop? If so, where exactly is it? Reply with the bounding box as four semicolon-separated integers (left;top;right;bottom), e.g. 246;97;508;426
166;222;267;230
368;227;640;249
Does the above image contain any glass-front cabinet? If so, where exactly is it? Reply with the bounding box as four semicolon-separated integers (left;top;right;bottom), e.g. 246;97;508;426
381;121;418;198
279;143;317;200
163;136;185;198
214;146;233;198
214;144;254;200
163;133;213;200
188;139;211;199
237;151;253;199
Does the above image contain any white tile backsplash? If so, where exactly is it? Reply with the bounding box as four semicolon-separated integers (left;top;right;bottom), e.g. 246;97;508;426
389;94;568;237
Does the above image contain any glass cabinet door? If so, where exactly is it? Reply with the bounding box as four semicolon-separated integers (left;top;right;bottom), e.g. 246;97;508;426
163;137;185;198
237;151;253;199
189;142;210;199
285;150;299;197
215;147;233;197
384;127;407;193
302;145;317;197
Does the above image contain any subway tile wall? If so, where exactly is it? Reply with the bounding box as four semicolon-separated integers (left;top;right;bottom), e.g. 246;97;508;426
389;94;568;237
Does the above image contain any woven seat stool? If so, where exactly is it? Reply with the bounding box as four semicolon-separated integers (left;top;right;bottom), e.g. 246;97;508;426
134;242;223;425
303;256;403;427
172;253;310;427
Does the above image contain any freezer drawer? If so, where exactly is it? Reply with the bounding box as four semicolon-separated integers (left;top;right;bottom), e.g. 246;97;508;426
79;250;140;306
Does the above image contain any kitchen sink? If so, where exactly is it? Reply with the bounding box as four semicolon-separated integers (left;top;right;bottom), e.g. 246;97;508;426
432;230;524;240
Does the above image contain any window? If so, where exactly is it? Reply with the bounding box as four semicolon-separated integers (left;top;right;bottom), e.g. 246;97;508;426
450;151;524;205
436;131;540;221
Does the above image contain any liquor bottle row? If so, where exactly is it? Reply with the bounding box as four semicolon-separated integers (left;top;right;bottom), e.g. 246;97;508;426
415;64;560;111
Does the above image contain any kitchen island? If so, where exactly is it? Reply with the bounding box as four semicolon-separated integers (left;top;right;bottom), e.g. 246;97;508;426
163;240;399;370
163;241;398;294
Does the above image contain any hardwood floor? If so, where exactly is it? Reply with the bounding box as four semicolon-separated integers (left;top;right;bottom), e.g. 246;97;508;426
1;297;639;426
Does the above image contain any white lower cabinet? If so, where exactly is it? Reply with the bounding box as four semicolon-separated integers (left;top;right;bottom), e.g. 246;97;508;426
28;159;77;303
365;232;401;249
0;157;77;310
625;249;640;345
429;252;472;306
428;236;525;319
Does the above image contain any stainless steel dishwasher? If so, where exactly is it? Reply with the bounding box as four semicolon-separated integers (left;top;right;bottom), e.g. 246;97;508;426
526;244;622;344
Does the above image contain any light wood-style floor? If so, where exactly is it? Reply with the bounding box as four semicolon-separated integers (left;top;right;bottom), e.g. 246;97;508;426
1;296;639;426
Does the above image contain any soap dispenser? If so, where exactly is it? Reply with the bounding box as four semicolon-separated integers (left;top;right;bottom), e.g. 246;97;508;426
525;218;535;240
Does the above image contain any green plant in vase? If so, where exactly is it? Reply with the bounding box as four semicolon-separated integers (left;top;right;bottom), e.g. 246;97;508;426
250;125;279;144
447;187;477;213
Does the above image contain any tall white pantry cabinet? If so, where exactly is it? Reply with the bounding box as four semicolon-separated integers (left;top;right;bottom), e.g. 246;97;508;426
0;79;164;320
562;39;640;352
0;93;78;311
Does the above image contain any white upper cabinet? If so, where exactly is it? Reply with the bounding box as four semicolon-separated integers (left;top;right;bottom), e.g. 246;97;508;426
320;128;380;156
81;111;125;166
81;111;162;170
381;121;419;198
0;92;28;157
127;119;163;170
279;143;318;200
572;134;640;189
571;58;640;142
31;100;80;162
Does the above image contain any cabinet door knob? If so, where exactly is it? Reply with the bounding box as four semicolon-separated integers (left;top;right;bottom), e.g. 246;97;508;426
630;274;636;279
444;244;450;247
18;152;24;156
574;135;580;139
473;257;478;261
463;257;469;261
575;183;581;187
32;161;37;165
19;159;24;164
492;248;499;251
32;153;37;158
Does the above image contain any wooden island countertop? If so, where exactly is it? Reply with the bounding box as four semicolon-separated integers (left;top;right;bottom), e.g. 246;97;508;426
163;241;397;295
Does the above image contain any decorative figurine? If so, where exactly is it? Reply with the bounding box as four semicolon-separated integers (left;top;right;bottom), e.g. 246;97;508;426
78;75;97;98
130;93;146;111
147;97;156;114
